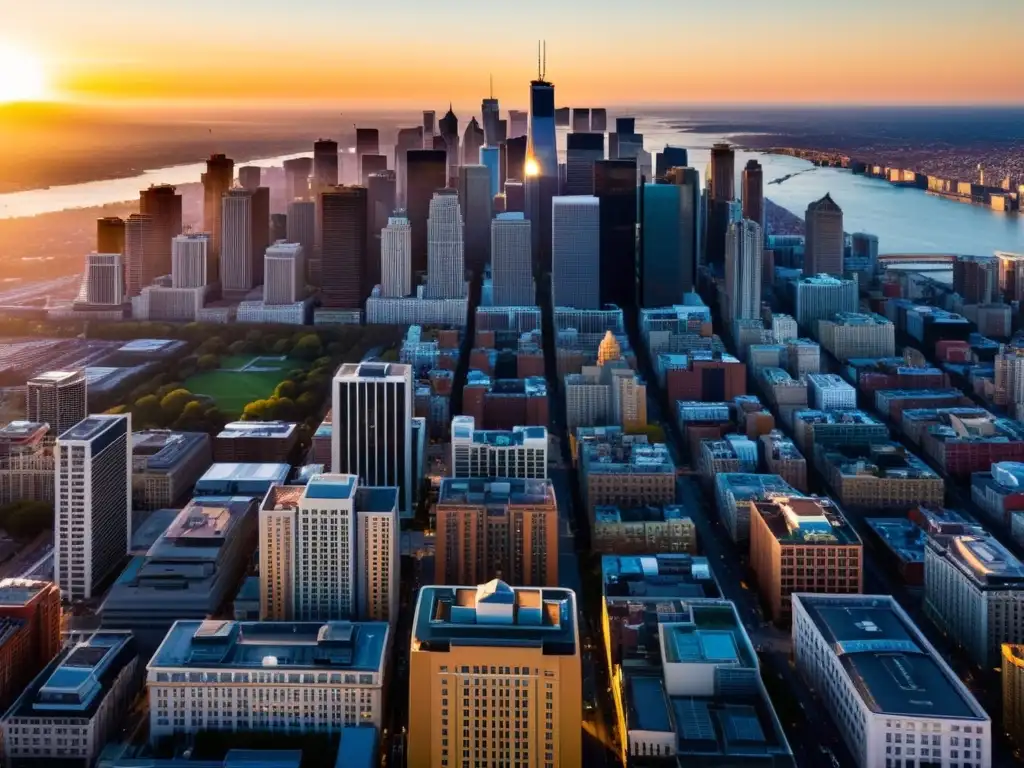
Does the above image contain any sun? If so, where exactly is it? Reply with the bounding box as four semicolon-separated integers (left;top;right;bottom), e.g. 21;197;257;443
0;43;48;103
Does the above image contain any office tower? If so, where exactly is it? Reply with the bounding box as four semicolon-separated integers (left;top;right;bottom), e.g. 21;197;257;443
640;184;685;307
270;213;287;242
493;193;506;214
394;125;423;206
458;165;491;276
84;253;124;305
668;166;701;292
710;142;735;202
565;133;604;195
202;154;234;269
409;581;581;767
55;414;131;601
422;110;436;146
425;191;466;299
332;362;413;515
508;108;528;138
220;188;254;293
365;170;396;296
286;199;315;275
260;474;398;624
851;232;881;276
359;154;387;186
27;370;86;437
355;127;379;174
283;156;312;201
706;198;739;269
594;159;637;309
805;193;844;276
263;241;304;304
495;118;507;145
96;216;125;255
439;106;460;182
794;274;858;327
655;145;688;177
482;89;500;146
570;107;589;132
450;416;548;479
491;213;534;306
590;108;607;132
725;219;763;321
434;478;558;586
0;579;61;711
529;48;558;274
381;216;412;297
139;183;182;279
742;159;764;228
504;179;525;213
954;254;998;304
462;116;484;167
551;196;600;309
406;149;448;276
238;165;261;192
123;213;156;296
320;186;367;309
503;135;527;184
312;139;339;190
479;145;500;199
250;186;270;285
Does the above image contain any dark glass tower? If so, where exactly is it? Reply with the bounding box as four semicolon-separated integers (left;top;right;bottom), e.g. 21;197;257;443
565;133;604;195
406;150;448;277
366;171;397;299
594;159;638;310
655;146;689;178
528;56;557;275
320;186;367;309
313;139;340;190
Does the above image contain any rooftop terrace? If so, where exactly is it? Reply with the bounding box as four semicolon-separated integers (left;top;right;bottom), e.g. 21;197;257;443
602;554;720;601
753;496;861;546
438;477;554;507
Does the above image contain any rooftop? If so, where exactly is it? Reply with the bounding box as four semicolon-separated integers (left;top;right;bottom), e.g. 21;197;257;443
927;529;1024;588
132;430;209;471
304;473;357;501
151;620;388;672
0;421;49;442
806;373;856;390
581;439;675;475
821;442;941;481
129;508;180;554
796;594;987;720
59;414;127;443
118;339;179;353
197;462;291;486
412;581;577;654
753;496;861;545
793;409;884;427
0;578;51;607
450;415;547;446
797;274;857;287
335;362;411;381
594;504;691;526
866;518;927;564
825;312;893;327
603;554;720;601
760;431;805;461
217;421;297;440
27;370;83;385
438;477;555;507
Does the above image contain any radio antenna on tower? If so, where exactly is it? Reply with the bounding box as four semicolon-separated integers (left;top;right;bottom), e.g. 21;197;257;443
542;40;547;80
537;41;541;79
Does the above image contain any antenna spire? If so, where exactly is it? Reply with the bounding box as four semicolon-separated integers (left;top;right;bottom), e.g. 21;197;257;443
489;74;493;99
542;40;547;79
537;41;541;79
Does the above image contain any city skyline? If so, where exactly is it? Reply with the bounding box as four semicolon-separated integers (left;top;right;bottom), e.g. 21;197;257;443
1;0;1023;107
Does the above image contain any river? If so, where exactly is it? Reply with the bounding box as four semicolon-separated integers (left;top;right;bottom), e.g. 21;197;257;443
2;115;1023;258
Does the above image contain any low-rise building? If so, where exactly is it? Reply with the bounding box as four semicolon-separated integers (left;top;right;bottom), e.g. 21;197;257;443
449;415;547;479
921;411;1024;480
874;388;970;423
0;421;54;505
579;435;675;526
792;593;991;768
759;430;808;492
817;441;945;510
214;421;299;464
901;406;993;445
972;461;1024;526
462;373;549;431
0;579;61;711
661;351;746;404
714;473;803;544
193;462;291;498
785;338;821;377
131;430;213;510
844;357;948;395
791;409;888;453
758;368;808;425
749;496;863;623
817;312;895;362
864;505;973;586
697;434;758;482
592;505;696;554
806;373;857;411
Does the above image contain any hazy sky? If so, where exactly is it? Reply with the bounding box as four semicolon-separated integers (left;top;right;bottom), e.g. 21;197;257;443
4;0;1023;107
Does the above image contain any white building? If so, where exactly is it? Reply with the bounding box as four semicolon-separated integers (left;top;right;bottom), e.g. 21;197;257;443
380;216;412;297
564;369;611;432
286;200;315;273
259;475;398;624
491;213;534;306
221;188;254;293
793;593;991;768
55;414;132;601
132;285;206;321
795;275;858;329
171;233;210;288
84;253;124;305
364;293;468;327
424;191;466;299
818;312;896;362
27;370;87;438
147;619;389;741
263;241;305;305
806;373;857;411
725;219;762;321
924;529;1024;666
771;313;798;343
450;415;548;479
551;195;600;310
236;299;310;326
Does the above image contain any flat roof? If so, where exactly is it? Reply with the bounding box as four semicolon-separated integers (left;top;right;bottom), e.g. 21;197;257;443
0;421;48;441
118;339;178;352
927;531;1024;588
130;508;180;553
27;370;82;385
304;473;358;501
132;430;209;470
438;477;555;507
0;578;51;607
335;362;411;380
865;519;925;564
59;414;127;443
198;463;292;483
603;554;720;601
796;594;986;719
217;421;297;440
754;496;861;545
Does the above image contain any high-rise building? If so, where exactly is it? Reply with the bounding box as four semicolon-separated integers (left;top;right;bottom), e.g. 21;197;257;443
260;475;398;624
381;216;412;298
286;200;315;277
355;127;380;174
850;232;880;275
565;133;604;195
263;241;304;305
741;159;764;228
406;149;448;277
508;109;528;138
283;156;312;201
503;135;527;184
394;125;424;206
439;106;460;183
320;186;367;309
366;170;396;296
312;139;339;190
570;107;590;132
504;179;525;213
27;370;86;439
202;154;234;272
590;108;607;132
450;415;548;479
250;186;270;286
408;581;581;767
425;191;466;299
794;274;859;327
482;93;500;146
479;145;501;200
458;165;491;276
1003;644;1024;748
655;145;688;178
462;116;484;167
271;212;288;246
123;213;158;297
238;166;261;192
594;160;637;310
84;253;124;305
96;216;125;255
804;193;844;276
725;219;763;321
359;154;387;186
220;188;255;293
422;110;436;146
529;47;558;274
551;196;600;309
710;142;735;202
640;184;686;307
954;254;998;304
332;362;413;515
55;415;132;601
491;212;534;306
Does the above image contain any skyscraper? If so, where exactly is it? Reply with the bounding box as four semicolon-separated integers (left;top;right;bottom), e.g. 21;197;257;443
238;166;261;192
332;362;414;515
742;159;764;229
394;126;424;206
565;133;604;195
263;241;304;305
439;106;460;183
84;253;124;306
320;186;367;309
283;157;312;201
594;159;638;310
666;166;701;294
171;233;209;289
710;142;736;202
482;88;500;146
139;184;183;283
220;188;254;293
425;191;466;299
251;187;270;286
491;212;534;306
406;149;448;277
55;414;132;601
805;193;844;276
479;145;501;199
458;165;492;276
27;370;86;438
313;139;339;190
590;108;608;132
508;109;528;138
707;198;741;269
528;45;557;275
96;217;125;255
202;154;234;270
124;213;158;297
640;184;684;308
571;108;590;132
422;110;436;147
270;213;287;243
504;179;525;214
366;171;396;297
286;200;316;278
551;195;600;309
725;219;763;321
655;145;689;178
355;128;380;179
462;116;484;167
359;154;387;186
381;216;412;297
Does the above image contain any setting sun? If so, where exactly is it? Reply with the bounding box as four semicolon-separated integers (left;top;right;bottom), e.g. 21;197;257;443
0;43;48;103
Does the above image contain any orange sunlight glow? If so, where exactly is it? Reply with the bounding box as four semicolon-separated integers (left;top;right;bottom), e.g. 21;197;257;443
0;43;48;103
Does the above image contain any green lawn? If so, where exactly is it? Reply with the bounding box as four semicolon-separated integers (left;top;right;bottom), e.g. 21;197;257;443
184;355;292;414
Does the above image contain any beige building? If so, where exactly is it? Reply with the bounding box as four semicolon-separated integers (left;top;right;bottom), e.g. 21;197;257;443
592;504;696;554
817;312;895;362
804;193;844;276
434;478;558;587
818;442;945;510
749;496;863;623
580;437;676;525
759;430;808;492
409;581;581;768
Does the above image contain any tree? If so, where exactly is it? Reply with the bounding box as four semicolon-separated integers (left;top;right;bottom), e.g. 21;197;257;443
272;338;291;355
0;500;53;539
174;400;208;431
197;354;220;371
242;399;273;421
133;394;162;426
228;340;248;356
160;389;195;422
296;391;320;414
273;380;297;400
291;334;323;361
